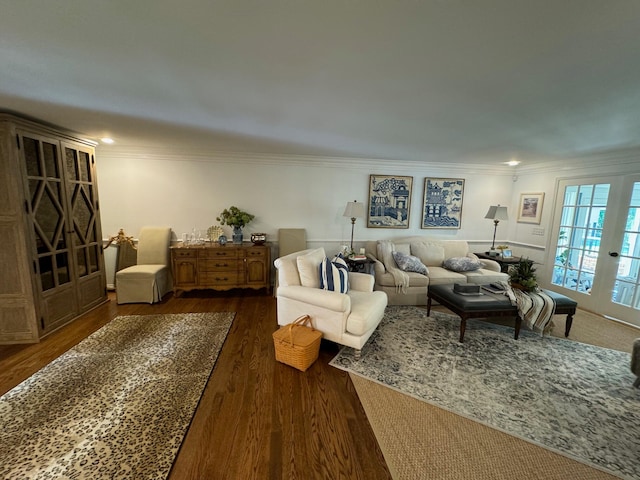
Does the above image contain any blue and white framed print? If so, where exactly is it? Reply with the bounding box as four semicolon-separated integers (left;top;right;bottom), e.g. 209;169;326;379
367;175;413;228
421;178;465;229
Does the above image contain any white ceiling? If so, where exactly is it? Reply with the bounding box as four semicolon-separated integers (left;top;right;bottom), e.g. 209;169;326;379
1;0;640;167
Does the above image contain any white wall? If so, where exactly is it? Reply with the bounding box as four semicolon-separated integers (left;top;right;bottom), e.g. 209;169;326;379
96;147;640;291
96;149;516;253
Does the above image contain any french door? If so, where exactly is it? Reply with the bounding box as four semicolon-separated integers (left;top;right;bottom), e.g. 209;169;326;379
548;175;640;326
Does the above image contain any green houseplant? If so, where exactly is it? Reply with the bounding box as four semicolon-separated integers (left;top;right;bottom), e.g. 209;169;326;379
508;258;538;292
217;206;255;244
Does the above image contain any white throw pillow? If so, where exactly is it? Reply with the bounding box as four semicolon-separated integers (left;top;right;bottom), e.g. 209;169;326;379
296;248;326;288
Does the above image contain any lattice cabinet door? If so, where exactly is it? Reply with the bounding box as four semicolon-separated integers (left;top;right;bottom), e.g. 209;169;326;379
19;131;79;334
62;141;106;313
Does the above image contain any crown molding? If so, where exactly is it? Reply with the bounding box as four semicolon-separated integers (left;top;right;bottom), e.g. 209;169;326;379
96;145;518;176
514;146;640;174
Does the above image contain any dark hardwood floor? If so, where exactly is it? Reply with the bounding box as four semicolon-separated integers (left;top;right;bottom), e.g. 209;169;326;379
0;290;392;480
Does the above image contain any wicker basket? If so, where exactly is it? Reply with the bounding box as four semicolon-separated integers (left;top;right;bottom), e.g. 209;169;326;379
273;315;322;371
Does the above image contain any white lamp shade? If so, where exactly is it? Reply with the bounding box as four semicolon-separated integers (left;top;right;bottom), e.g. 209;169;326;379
343;201;365;219
484;205;509;221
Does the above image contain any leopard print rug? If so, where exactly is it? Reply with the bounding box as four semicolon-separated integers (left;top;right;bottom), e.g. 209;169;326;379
0;312;234;480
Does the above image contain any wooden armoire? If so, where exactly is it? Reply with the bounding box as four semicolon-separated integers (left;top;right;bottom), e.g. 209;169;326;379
0;113;107;344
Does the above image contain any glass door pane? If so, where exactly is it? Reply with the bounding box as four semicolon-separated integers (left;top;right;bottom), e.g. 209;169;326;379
552;184;610;294
612;182;640;309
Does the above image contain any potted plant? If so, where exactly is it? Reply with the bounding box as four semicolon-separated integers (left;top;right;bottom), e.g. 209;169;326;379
217;206;255;244
508;258;538;292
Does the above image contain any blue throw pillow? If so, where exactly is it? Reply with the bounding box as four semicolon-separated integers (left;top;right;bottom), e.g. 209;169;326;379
319;254;349;293
392;251;429;275
443;257;484;272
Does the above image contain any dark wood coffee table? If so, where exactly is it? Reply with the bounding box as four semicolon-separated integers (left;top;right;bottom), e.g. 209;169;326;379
427;284;577;342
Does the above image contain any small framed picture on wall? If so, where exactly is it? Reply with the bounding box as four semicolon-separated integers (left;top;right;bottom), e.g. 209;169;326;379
517;192;545;224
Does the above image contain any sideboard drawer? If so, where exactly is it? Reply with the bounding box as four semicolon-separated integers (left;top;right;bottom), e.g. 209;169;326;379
244;247;267;258
199;259;241;272
199;248;239;259
200;272;241;285
173;249;197;258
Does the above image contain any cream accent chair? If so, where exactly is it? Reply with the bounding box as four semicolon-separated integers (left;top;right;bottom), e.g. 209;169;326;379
115;227;173;304
274;248;388;358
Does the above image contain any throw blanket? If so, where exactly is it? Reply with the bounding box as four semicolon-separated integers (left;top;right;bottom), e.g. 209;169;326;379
377;240;409;293
501;282;556;334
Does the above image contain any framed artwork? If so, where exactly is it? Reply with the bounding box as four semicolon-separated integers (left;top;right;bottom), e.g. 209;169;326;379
421;178;465;229
517;192;545;224
367;175;413;228
502;249;513;258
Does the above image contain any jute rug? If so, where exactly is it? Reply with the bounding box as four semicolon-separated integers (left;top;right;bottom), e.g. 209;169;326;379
330;307;640;480
0;312;234;480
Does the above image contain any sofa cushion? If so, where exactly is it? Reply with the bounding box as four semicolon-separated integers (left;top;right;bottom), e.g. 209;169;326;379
377;271;430;288
393;251;429;275
426;267;467;285
296;248;325;288
443;256;484;272
319;255;349;293
411;242;445;266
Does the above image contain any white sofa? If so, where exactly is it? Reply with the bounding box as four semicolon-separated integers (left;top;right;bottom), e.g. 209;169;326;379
274;248;388;357
364;237;509;306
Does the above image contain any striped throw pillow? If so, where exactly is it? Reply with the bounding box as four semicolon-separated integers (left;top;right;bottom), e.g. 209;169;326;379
319;255;349;293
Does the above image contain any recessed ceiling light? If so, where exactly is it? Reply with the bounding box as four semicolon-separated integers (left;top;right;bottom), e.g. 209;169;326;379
505;160;520;166
100;137;115;144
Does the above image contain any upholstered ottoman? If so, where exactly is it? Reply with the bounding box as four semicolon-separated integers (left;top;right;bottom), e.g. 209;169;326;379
427;284;578;342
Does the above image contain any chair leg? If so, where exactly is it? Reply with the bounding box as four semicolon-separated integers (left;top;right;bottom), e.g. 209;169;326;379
354;349;361;360
634;377;640;388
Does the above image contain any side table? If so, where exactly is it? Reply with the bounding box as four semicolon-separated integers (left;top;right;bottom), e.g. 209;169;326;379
345;257;376;275
475;252;521;273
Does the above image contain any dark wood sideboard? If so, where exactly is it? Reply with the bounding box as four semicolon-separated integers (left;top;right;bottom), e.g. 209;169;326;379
171;243;271;296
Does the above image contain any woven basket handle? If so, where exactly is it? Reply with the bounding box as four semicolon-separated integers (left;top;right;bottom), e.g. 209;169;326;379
287;315;314;343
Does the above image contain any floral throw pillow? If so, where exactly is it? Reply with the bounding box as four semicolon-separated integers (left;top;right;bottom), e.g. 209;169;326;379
393;251;429;276
443;257;484;272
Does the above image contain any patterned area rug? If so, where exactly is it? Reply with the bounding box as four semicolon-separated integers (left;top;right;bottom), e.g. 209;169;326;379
330;307;640;480
0;312;234;480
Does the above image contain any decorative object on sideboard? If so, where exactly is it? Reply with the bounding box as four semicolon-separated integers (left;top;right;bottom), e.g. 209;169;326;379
484;205;508;255
343;200;366;254
217;206;255;244
250;233;267;245
207;225;224;242
218;234;227;246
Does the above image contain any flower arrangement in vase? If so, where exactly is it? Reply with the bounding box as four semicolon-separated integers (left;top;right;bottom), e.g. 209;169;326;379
216;206;255;244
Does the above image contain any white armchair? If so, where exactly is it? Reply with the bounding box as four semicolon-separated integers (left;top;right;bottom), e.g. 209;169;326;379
274;248;388;358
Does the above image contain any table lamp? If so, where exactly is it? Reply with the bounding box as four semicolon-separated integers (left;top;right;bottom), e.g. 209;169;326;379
343;200;365;253
484;205;508;255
